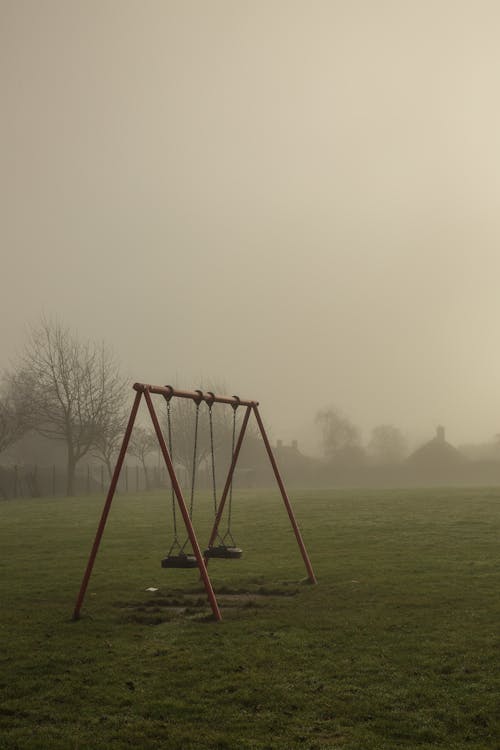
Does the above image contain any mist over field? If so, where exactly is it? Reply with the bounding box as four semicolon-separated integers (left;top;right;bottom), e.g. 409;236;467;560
2;1;500;454
3;9;500;745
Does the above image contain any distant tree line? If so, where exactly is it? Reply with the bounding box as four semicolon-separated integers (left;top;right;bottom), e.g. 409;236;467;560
315;407;408;467
3;317;500;497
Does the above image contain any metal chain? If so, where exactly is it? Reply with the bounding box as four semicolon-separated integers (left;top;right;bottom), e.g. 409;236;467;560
208;403;218;518
189;401;200;519
166;399;178;541
225;405;237;536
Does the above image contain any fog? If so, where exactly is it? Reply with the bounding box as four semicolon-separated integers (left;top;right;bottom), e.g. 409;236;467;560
2;1;500;454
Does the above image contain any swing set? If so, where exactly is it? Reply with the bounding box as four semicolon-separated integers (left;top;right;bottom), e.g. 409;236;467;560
73;383;316;622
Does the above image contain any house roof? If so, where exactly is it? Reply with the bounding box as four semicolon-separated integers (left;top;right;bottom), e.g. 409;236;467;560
408;426;464;468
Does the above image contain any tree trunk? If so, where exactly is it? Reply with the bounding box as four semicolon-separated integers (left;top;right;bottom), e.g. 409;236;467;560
66;451;76;497
141;458;150;490
105;457;113;480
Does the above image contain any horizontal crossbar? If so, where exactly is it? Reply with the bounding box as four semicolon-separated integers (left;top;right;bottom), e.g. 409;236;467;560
133;382;258;408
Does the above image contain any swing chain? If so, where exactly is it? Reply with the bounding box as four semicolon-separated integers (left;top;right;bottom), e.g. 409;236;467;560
225;396;240;539
165;397;178;544
207;395;218;520
189;399;201;519
163;387;183;557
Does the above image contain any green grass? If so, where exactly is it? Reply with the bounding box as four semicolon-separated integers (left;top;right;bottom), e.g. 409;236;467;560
1;486;499;749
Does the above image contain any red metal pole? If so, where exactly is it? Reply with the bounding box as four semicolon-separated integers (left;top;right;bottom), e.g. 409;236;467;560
72;389;143;620
142;388;222;621
252;405;317;584
134;382;256;409
206;404;252;552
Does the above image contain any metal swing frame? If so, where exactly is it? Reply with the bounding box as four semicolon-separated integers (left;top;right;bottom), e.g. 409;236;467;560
72;382;317;623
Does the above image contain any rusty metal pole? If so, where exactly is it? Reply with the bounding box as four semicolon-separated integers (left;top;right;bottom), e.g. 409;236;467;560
73;389;143;620
137;383;255;408
252;405;317;584
142;388;222;622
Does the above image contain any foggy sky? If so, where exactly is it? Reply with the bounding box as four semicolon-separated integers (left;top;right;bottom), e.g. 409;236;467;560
2;1;500;454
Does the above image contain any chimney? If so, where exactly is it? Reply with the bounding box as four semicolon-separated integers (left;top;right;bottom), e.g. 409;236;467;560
436;425;445;443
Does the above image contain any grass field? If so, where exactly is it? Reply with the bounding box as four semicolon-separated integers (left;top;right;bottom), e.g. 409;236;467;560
1;486;499;749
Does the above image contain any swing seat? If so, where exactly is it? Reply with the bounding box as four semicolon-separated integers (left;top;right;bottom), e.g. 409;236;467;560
204;545;243;560
161;553;199;569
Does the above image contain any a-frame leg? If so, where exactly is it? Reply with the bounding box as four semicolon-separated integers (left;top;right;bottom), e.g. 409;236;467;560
252;405;317;584
73;389;143;620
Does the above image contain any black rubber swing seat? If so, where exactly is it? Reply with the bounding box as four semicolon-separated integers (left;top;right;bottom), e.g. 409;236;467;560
204;545;243;559
161;553;199;569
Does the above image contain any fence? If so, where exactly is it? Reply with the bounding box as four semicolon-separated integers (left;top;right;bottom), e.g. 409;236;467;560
0;462;259;500
0;464;173;500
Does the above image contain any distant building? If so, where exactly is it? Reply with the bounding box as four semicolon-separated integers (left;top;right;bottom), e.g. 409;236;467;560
407;426;465;472
273;439;319;485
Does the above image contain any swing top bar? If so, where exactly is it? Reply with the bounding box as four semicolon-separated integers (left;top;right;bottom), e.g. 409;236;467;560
133;382;258;409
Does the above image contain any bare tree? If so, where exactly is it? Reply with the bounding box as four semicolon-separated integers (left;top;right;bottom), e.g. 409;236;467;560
10;318;126;496
127;426;157;489
162;396;215;478
0;375;32;455
315;407;360;456
159;382;257;488
91;406;128;479
315;407;364;466
368;424;408;465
